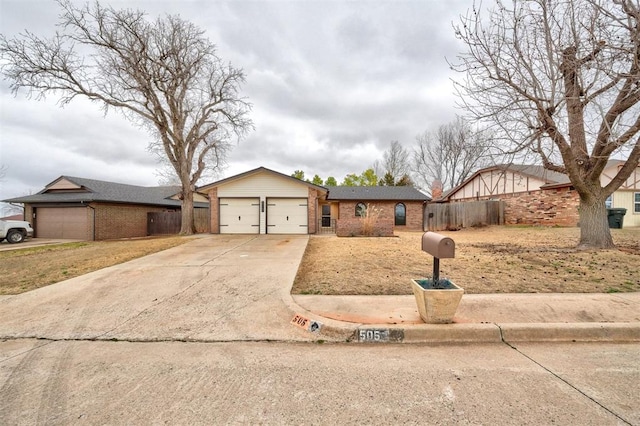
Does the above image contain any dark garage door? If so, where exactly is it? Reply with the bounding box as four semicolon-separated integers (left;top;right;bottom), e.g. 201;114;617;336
36;207;89;239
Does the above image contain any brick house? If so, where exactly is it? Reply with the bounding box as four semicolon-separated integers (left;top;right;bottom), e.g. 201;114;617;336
440;160;640;227
4;176;209;240
323;186;429;236
199;167;430;236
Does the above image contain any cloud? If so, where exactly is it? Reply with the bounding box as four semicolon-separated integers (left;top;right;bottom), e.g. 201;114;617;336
0;0;471;202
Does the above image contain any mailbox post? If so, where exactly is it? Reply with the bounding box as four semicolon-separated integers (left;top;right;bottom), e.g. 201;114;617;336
421;231;455;285
411;231;463;324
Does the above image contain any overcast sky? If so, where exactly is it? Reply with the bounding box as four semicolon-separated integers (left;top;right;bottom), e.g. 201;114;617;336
0;0;472;213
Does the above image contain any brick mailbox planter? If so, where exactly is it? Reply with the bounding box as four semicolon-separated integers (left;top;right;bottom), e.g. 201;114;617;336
411;232;464;324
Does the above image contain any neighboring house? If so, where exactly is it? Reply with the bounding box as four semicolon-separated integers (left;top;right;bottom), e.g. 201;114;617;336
3;176;209;240
198;167;430;236
440;160;640;227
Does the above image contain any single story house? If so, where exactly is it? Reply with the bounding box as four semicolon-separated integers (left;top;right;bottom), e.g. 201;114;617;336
440;160;640;227
324;186;429;236
198;167;430;236
4;176;210;240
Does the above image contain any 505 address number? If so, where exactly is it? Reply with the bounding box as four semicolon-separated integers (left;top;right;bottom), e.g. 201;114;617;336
358;329;390;342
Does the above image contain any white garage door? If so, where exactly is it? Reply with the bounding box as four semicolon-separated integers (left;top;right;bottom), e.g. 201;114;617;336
267;198;308;234
36;207;89;239
219;198;260;234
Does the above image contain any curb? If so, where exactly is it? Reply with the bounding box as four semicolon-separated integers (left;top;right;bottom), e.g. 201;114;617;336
498;322;640;343
281;290;357;342
282;293;640;344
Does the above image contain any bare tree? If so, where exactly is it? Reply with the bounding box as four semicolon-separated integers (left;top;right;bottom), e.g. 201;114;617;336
378;141;412;185
0;0;252;234
414;116;494;193
451;0;640;249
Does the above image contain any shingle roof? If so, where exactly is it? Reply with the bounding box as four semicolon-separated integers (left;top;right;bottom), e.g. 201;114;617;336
498;164;570;185
327;186;430;201
3;176;207;208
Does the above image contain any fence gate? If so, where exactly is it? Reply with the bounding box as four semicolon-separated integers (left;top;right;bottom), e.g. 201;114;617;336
148;211;182;235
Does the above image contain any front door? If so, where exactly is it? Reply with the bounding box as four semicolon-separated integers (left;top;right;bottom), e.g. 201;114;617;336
321;204;331;227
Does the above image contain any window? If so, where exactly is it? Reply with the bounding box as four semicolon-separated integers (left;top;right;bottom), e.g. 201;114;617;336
355;202;367;217
605;195;613;209
635;192;640;213
395;203;406;226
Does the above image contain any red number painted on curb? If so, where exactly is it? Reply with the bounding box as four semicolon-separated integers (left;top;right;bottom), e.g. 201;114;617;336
291;314;309;329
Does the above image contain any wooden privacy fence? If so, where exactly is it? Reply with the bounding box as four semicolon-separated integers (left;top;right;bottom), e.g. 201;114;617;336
147;208;210;235
425;200;505;231
148;211;181;235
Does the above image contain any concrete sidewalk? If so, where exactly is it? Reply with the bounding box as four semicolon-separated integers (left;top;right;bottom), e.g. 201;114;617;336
288;292;640;343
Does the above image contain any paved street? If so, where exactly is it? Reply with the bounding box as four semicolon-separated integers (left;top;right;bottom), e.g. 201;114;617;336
1;340;638;424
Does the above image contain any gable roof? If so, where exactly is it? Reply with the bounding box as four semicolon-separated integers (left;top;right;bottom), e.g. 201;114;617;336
327;186;430;201
440;160;632;200
440;164;569;201
198;166;328;193
3;176;207;208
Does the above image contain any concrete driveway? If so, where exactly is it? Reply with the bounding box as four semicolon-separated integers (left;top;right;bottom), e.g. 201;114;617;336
0;235;313;342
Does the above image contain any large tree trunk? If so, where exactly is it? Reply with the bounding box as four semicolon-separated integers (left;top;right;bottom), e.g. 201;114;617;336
577;194;614;250
179;189;196;235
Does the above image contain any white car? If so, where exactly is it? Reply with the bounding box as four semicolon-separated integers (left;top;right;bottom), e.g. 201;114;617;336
0;219;34;243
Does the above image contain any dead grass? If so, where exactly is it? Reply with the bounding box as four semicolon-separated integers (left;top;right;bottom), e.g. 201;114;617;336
0;236;194;295
292;226;640;295
2;227;638;297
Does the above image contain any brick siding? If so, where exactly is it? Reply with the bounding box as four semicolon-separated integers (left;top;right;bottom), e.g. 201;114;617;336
402;202;425;230
503;187;580;226
93;203;171;240
335;200;424;236
308;188;319;234
208;187;220;234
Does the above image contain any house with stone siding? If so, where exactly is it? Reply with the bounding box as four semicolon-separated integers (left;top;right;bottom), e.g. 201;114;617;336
439;160;640;228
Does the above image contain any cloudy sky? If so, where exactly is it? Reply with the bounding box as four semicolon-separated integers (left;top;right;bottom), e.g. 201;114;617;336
0;0;472;213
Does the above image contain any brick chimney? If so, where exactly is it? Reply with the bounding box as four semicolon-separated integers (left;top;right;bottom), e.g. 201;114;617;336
431;179;443;199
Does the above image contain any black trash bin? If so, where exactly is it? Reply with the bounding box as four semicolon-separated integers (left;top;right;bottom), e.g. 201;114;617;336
607;208;627;229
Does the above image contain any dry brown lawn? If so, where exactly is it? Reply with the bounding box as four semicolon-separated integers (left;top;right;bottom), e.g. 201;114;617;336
0;236;194;295
2;228;638;297
292;226;640;295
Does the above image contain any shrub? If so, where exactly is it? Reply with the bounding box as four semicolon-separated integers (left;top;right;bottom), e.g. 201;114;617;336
360;203;382;236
